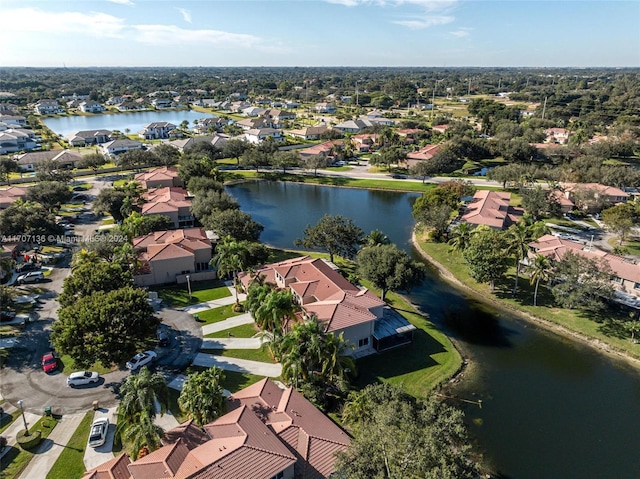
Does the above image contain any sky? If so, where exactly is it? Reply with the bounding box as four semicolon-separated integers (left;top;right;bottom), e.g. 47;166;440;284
1;0;639;68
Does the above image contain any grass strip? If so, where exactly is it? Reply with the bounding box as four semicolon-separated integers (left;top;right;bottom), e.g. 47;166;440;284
194;304;241;325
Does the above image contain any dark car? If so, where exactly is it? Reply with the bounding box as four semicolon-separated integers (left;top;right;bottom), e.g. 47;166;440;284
16;262;41;273
158;331;170;347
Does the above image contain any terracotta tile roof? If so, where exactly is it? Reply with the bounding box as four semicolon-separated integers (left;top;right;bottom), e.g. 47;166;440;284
141;187;192;215
145;243;195;261
560;182;629;200
228;379;350;478
82;453;132;479
406;144;441;161
240;256;384;333
299;140;343;156
133;228;210;250
461;190;523;229
135;167;181;184
529;234;640;283
128;441;191;479
163;419;210;450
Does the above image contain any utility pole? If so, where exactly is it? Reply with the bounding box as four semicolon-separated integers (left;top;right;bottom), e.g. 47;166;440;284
541;96;548;120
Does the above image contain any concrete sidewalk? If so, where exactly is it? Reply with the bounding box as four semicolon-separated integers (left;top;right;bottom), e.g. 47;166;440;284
0;411;41;461
182;292;247;315
201;338;265;350
83;407;117;471
201;313;254;335
193;353;282;377
18;413;85;479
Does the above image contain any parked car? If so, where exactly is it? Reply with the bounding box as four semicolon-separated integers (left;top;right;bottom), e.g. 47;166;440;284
157;330;170;347
0;311;16;322
41;352;57;373
67;371;100;387
126;351;157;370
15;262;41;273
16;271;44;285
88;417;109;448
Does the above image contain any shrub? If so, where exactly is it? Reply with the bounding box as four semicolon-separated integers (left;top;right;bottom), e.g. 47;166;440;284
232;303;244;313
16;429;42;450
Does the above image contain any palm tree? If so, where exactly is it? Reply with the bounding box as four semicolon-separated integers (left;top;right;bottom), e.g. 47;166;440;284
341;389;372;426
119;411;164;458
448;222;472;253
245;282;272;318
118;367;169;426
178;367;225;426
505;222;532;296
364;229;391;247
529;254;552;306
254;289;297;333
212;236;250;307
71;248;101;269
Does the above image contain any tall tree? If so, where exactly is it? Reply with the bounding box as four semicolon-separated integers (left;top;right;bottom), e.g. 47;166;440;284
151;144;181;166
35;159;72;182
504;222;532;296
272;150;300;174
300;154;328;176
178;367;226;426
295;214;364;263
364;229;390;247
358;243;426;301
202;209;263;242
0;200;63;237
58;260;133;307
25;181;72;211
462;226;509;291
222;138;252;165
211;236;251;307
529;254;552;306
254;288;297;334
191;189;238;221
93;188;128;222
448;222;473;253
77;152;107;172
0;157;19;184
602;202;636;244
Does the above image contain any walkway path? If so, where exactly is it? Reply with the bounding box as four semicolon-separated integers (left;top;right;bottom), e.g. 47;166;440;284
18;413;84;479
201;338;264;350
201;313;254;335
83;407;117;471
192;353;282;377
0;410;40;461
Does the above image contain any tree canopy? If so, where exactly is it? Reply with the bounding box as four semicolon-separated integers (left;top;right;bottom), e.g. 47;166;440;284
178;367;226;426
295;214;364;263
58;260;133;307
462;226;510;290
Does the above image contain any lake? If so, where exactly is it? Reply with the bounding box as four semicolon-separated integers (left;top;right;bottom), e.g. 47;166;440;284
42;110;215;137
227;180;640;479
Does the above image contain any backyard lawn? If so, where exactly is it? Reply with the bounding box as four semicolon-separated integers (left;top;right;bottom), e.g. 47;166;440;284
201;347;276;363
155;280;231;308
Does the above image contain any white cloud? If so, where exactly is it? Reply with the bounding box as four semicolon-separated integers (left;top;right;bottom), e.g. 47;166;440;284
133;24;262;47
393;15;454;29
177;8;192;24
326;0;360;5
450;27;472;37
106;0;135;5
327;0;457;9
1;7;126;37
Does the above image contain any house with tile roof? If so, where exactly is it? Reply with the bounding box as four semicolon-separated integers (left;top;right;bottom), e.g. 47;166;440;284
133;227;213;286
286;125;328;141
559;182;628;212
431;124;450;134
83;379;349;479
544;127;571;144
298;140;343;161
135;166;184;189
528;234;640;307
239;256;416;355
460;190;524;230
14;149;81;172
141;187;194;229
66;129;112;147
402;144;442;169
0;186;28;209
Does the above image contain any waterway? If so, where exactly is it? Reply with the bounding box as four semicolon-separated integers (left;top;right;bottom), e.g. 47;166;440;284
227;180;640;479
42;110;215;137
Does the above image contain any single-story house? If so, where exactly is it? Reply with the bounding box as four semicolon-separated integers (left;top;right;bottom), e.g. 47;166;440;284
560;182;629;211
116;100;146;112
141;187;193;229
351;133;378;152
151;98;176;109
298;140;343;161
83;378;350;479
66;129;112;147
101;139;144;157
333;119;369;134
241;106;267;117
286;125;328;140
315;102;336;113
133;227;212;286
0;186;28;209
239;256;416;355
264;109;296;122
168;134;228;152
431;124;450;134
402;144;442;169
460;190;524;230
237;117;272;131
135;166;184;189
15;149;81;172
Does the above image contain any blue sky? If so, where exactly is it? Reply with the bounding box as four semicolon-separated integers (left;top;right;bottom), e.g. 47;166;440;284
2;0;638;67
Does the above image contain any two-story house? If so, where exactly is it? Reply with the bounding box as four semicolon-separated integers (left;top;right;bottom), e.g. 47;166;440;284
139;122;177;140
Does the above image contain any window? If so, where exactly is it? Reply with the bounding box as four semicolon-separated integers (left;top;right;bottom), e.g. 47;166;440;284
270;472;284;479
634;282;640;290
358;337;369;348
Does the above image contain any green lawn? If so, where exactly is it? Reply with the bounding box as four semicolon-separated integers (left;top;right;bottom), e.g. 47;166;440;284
221;370;264;393
1;415;59;479
155;280;231;308
46;412;94;479
201;347;276;363
416;236;640;361
58;355;114;375
195;304;242;325
206;322;257;338
167;388;188;424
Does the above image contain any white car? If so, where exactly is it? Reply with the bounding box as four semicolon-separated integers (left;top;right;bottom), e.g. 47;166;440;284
16;271;44;285
88;417;109;448
126;350;157;370
67;371;99;387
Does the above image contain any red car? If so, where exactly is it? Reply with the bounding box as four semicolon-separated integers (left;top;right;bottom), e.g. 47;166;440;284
41;352;57;373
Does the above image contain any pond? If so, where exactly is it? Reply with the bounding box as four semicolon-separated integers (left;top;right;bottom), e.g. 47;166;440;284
42;110;215;137
227;180;640;479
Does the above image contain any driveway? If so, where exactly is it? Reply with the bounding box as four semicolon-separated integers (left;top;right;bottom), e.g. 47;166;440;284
193;353;282;377
83;407;117;471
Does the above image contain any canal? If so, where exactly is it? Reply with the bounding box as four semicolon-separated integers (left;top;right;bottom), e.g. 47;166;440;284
227;180;640;479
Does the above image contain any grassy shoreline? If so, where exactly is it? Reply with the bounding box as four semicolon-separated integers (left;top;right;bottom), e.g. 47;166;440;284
411;230;640;367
